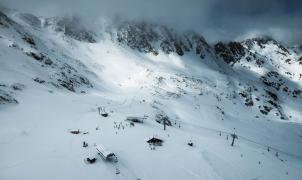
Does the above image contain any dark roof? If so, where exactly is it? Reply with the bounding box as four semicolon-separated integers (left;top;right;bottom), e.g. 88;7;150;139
147;137;163;143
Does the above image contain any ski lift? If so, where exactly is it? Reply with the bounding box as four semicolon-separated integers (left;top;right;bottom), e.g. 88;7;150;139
98;106;109;117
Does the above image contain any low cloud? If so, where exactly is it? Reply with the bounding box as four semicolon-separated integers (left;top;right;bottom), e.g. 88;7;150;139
1;0;301;45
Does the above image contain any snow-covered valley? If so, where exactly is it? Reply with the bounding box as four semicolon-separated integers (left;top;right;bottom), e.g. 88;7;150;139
1;9;302;180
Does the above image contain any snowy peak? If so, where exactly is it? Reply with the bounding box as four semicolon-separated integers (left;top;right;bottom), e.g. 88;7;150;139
115;21;212;59
243;37;289;54
0;9;301;122
1;8;302;180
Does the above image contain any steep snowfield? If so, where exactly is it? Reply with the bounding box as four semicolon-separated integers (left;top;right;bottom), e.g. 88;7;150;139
1;10;302;180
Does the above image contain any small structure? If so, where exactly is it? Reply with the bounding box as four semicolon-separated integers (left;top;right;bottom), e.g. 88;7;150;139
83;141;88;148
70;129;80;134
98;106;109;117
86;158;97;164
126;116;145;123
187;140;194;147
101;113;109;117
230;133;238;147
146;136;163;146
95;144;118;162
155;113;172;130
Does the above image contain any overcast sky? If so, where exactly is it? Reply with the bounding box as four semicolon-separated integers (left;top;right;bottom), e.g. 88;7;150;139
1;0;302;45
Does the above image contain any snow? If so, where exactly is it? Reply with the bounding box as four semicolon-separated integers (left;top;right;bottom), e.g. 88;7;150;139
1;11;302;180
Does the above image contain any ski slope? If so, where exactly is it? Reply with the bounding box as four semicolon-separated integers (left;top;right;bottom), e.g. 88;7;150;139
1;10;302;180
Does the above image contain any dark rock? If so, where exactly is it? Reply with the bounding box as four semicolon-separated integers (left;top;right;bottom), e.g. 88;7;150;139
214;41;245;64
261;71;284;91
266;90;278;101
33;77;45;83
53;63;93;92
160;40;174;54
22;35;35;46
44;58;53;65
0;90;18;104
174;42;184;56
117;23;158;54
292;89;302;98
10;83;25;91
26;52;43;61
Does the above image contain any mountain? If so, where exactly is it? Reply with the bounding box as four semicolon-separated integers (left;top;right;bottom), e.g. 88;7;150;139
0;10;302;180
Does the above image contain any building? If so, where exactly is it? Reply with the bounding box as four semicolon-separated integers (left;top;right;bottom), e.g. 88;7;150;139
146;136;163;146
95;144;118;162
126;116;145;123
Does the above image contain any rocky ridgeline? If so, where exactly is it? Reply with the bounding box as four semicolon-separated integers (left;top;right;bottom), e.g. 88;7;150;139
116;22;211;59
214;37;298;66
1;10;301;121
214;41;246;64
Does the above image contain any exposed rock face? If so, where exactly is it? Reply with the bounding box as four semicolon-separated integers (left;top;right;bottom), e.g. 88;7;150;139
214;41;245;64
239;87;254;106
260;71;301;97
22;35;36;46
299;57;302;65
0;90;18;104
26;52;53;65
116;22;211;59
189;33;211;59
52;63;93;92
117;23;159;54
0;83;25;105
261;71;284;91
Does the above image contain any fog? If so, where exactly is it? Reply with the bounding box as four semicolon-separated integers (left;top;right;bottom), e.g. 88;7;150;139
1;0;301;45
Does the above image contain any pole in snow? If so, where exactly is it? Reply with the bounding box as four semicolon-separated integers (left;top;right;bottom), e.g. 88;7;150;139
230;133;238;147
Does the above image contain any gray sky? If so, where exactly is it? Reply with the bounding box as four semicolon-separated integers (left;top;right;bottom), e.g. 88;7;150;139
1;0;302;45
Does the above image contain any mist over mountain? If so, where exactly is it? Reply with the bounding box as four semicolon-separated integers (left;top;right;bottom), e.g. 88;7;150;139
1;0;302;45
0;2;302;180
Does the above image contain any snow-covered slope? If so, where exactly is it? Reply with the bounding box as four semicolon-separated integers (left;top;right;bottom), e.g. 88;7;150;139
1;10;302;180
